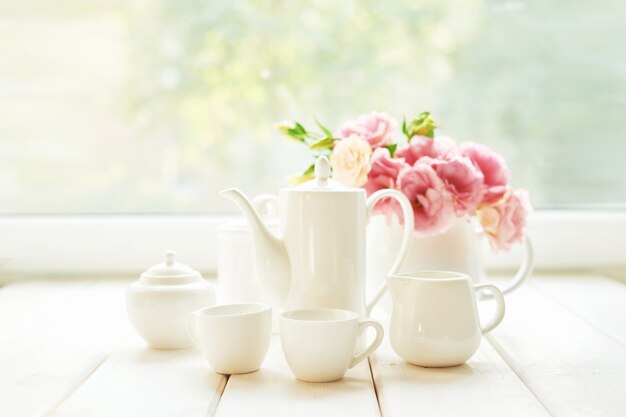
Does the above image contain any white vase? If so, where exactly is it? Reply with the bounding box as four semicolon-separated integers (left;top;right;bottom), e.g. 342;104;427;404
366;215;533;310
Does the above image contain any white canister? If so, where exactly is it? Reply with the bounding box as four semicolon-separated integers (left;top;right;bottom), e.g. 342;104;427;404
126;251;215;349
217;194;280;332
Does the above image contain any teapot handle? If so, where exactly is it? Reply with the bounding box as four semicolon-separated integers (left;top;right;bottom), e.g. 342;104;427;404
365;189;414;316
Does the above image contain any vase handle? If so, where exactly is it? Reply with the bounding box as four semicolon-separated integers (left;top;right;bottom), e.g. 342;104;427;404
365;189;414;316
488;235;534;295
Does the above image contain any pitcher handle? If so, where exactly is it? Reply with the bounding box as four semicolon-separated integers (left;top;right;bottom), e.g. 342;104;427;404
365;189;414;316
487;235;534;295
474;284;506;334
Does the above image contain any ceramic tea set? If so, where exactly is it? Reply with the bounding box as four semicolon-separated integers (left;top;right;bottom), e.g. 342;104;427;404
126;156;519;382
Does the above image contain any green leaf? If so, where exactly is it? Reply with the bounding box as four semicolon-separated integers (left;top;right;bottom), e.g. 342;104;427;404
286;122;308;141
309;137;335;151
275;121;309;143
407;111;437;139
288;164;316;186
285;133;306;143
315;118;333;139
293;122;307;135
384;144;398;158
302;163;315;176
402;118;408;137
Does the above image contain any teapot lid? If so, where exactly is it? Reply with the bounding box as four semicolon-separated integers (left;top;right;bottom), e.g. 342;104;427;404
140;251;202;285
291;156;362;192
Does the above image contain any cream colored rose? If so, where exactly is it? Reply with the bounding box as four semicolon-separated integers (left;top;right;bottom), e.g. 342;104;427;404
330;135;372;187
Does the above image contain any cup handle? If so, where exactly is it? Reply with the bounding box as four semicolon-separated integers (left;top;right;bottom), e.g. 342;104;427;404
186;313;200;347
365;189;414;316
475;284;506;334
349;319;384;369
486;235;534;295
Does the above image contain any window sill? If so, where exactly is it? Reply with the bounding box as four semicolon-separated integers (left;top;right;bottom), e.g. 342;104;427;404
0;210;624;281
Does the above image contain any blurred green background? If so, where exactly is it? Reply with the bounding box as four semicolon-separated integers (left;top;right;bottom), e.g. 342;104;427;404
1;0;624;213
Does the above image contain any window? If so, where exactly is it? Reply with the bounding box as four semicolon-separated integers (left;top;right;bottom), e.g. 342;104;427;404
1;0;624;214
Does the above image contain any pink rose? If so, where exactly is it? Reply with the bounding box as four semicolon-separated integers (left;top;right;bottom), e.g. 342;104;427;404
364;147;406;217
335;112;397;149
395;135;455;165
425;156;484;215
364;147;405;195
460;142;511;205
396;163;455;236
477;190;531;252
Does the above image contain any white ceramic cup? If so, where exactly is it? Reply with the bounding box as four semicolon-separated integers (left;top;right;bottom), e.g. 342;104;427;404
387;271;505;367
187;303;271;374
280;308;384;382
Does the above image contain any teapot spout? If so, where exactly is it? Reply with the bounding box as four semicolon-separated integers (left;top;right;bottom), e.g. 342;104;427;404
220;188;290;305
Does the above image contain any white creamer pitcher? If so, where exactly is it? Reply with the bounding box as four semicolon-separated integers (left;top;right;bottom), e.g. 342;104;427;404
387;271;506;367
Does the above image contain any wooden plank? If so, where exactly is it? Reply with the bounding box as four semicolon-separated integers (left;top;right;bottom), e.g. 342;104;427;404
0;279;134;417
0;280;98;342
487;282;626;417
50;341;227;417
2;274;624;417
370;329;550;417
530;273;626;346
215;336;380;417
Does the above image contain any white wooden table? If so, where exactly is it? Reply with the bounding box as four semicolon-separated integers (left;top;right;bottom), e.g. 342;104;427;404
1;272;625;417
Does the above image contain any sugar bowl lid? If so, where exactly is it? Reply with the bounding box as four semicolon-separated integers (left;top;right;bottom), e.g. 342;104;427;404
140;250;202;285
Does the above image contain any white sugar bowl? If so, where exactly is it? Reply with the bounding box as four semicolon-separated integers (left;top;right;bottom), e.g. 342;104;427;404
126;250;215;349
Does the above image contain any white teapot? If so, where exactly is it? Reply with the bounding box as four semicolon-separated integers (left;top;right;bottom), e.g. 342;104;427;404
221;156;414;316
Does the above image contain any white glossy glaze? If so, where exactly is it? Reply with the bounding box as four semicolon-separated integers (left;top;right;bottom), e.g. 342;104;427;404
126;251;215;349
367;216;533;299
388;271;505;367
187;303;272;374
217;194;281;332
221;156;414;318
279;308;383;382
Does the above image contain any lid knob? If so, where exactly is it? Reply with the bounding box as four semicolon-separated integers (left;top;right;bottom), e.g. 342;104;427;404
165;250;177;266
315;156;331;186
140;250;201;284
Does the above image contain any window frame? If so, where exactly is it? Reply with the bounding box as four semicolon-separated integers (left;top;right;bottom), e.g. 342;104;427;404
0;210;624;282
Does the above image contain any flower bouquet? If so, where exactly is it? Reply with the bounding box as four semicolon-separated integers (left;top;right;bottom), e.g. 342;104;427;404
276;111;530;253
